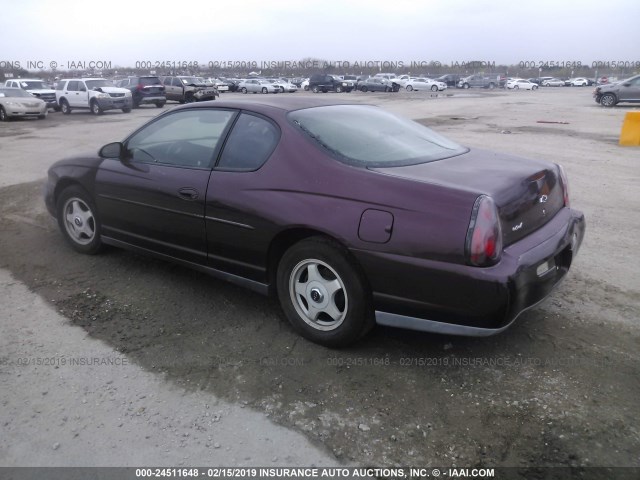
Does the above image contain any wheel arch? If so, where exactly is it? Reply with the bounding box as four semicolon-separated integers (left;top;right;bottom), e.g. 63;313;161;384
266;228;369;296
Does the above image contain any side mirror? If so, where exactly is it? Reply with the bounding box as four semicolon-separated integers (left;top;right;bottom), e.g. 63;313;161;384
99;142;124;159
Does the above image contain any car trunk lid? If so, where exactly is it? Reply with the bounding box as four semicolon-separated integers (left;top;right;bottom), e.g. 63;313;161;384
370;148;565;246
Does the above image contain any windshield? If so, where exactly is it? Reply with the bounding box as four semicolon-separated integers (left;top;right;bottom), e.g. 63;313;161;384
21;81;48;89
0;88;33;98
288;105;468;168
180;77;200;85
86;79;114;89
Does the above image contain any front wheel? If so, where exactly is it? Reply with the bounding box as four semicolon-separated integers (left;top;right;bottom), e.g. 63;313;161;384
262;87;268;94
241;87;248;94
463;83;470;89
60;99;71;115
0;106;8;122
600;93;617;107
155;102;165;108
360;86;368;92
406;85;413;91
277;237;373;347
431;85;438;92
532;85;538;90
514;85;519;90
336;86;343;93
122;107;132;113
56;186;103;255
90;100;103;115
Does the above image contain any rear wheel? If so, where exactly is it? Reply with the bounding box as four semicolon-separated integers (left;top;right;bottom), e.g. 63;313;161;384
488;83;495;89
277;237;373;347
360;86;368;92
406;85;413;91
532;85;538;90
463;83;470;89
60;99;71;115
56;186;103;255
241;87;248;94
514;85;519;90
155;102;165;108
0;106;8;122
312;86;320;93
336;86;343;93
262;87;268;94
431;85;438;92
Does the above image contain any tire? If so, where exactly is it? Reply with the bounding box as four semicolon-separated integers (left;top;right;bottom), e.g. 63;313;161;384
406;85;413;91
0;106;8;122
488;83;495;89
60;99;71;115
184;95;196;103
304;85;309;91
532;85;538;90
280;87;285;93
262;87;268;94
600;93;617;107
514;85;519;90
241;87;248;94
431;85;438;92
312;86;320;93
360;86;368;92
122;107;132;113
90;100;103;115
277;237;373;347
385;86;390;92
56;186;103;255
336;86;343;93
155;102;165;108
463;83;470;89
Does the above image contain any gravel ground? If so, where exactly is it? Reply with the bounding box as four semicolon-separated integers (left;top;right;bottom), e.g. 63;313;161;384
0;88;638;474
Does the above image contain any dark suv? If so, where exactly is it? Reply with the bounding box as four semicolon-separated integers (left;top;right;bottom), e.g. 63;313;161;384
116;76;166;108
308;74;353;93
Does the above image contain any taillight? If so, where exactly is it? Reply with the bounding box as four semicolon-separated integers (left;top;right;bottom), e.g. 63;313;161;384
466;195;502;267
557;164;570;207
136;84;144;91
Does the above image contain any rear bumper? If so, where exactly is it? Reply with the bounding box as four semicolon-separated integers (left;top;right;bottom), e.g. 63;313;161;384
353;207;585;335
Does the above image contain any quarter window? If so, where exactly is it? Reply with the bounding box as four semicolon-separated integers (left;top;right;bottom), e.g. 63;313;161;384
126;109;236;169
217;114;279;171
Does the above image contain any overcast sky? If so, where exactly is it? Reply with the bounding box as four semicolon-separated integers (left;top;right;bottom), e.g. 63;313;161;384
2;0;639;69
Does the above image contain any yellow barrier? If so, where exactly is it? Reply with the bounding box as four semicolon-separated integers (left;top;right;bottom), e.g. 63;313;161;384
619;112;640;146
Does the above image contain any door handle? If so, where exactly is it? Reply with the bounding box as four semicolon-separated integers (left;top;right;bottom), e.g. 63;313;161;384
178;187;199;201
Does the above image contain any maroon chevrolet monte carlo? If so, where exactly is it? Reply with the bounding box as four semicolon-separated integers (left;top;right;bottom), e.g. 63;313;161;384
44;97;585;347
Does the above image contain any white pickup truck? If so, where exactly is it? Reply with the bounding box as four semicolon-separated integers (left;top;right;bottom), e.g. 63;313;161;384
4;78;59;110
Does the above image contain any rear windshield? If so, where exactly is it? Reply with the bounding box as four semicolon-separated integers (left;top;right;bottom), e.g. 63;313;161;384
139;77;162;86
288;105;468;167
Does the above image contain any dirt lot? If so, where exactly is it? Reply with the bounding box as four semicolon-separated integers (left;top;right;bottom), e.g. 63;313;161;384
0;88;638;473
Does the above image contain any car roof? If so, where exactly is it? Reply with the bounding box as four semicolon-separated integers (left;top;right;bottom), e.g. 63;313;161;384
173;96;361;114
8;78;45;82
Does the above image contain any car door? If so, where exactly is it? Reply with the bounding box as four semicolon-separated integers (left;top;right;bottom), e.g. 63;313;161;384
619;76;640;101
95;108;238;263
205;112;281;283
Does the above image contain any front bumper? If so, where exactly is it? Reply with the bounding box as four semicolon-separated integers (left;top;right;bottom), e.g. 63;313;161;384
3;103;47;118
353;207;585;335
97;96;133;110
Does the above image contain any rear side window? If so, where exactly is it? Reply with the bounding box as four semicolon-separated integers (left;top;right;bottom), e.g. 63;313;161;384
217;114;279;171
66;81;80;91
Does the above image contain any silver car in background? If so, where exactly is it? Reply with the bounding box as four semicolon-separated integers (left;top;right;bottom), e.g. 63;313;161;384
0;87;48;121
238;79;280;94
